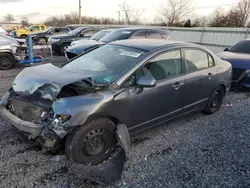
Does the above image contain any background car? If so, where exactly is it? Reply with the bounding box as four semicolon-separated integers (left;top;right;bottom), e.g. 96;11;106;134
70;29;114;46
0;35;27;70
32;26;73;44
218;39;250;88
49;27;106;55
65;27;171;60
0;26;8;36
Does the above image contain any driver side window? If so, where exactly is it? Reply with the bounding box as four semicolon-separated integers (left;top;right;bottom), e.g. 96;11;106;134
32;26;39;31
137;50;183;81
123;50;183;87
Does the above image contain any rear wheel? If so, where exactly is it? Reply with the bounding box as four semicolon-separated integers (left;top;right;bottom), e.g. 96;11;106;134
65;118;117;165
0;53;15;70
203;86;225;114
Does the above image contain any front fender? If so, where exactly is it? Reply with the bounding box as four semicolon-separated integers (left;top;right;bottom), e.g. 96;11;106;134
52;91;114;126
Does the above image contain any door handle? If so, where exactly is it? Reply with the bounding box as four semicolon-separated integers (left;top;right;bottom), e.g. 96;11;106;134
208;73;213;80
172;82;184;90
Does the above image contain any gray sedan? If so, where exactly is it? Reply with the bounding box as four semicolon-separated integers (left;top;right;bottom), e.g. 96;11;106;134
0;39;232;184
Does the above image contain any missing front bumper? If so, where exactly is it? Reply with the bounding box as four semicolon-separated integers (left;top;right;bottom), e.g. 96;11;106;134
0;92;43;139
0;107;43;139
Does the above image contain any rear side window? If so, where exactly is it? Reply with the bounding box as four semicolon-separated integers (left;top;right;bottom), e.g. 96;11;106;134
60;28;70;33
185;49;211;73
41;26;45;30
229;40;250;54
147;31;162;39
208;54;214;67
130;31;146;39
161;32;170;39
32;26;40;31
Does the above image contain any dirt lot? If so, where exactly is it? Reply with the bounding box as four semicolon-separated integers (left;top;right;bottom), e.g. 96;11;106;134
1;61;250;188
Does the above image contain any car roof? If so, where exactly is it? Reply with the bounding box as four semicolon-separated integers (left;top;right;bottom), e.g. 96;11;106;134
113;27;169;33
110;39;201;51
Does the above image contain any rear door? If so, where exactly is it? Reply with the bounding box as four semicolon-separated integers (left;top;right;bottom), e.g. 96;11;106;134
183;48;218;111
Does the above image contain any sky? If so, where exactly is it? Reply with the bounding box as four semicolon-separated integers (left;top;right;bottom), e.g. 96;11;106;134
0;0;241;23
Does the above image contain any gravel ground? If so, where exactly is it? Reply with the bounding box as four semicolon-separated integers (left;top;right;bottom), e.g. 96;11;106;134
1;60;250;188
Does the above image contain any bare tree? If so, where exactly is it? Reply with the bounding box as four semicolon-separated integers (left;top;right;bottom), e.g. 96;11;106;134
236;0;250;27
209;7;228;27
118;0;143;24
209;1;250;27
4;14;15;23
21;16;29;27
159;0;196;26
192;16;208;27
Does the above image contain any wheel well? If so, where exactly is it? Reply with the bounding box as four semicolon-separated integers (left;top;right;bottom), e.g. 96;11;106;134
85;115;122;126
219;84;226;95
61;42;70;47
0;52;15;59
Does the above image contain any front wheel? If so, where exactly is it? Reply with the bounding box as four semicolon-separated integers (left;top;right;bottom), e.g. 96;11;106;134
203;86;225;114
65;118;117;165
0;53;15;70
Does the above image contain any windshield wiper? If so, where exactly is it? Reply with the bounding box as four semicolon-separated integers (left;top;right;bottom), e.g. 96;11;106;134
83;77;96;87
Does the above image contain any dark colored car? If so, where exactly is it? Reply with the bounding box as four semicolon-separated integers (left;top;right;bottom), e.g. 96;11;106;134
32;27;73;44
49;27;105;55
218;39;250;88
0;39;231;183
70;29;114;45
65;29;114;60
65;27;171;60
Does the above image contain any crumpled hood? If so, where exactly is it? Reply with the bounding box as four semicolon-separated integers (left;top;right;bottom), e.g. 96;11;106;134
217;51;250;69
12;63;98;101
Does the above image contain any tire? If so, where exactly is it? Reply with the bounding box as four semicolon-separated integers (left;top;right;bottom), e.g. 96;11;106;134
0;53;15;70
60;43;70;55
65;118;117;165
203;86;225;115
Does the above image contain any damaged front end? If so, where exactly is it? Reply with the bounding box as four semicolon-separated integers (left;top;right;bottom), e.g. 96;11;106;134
0;63;131;184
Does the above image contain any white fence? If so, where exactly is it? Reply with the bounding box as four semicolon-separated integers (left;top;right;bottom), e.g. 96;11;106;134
168;27;249;54
70;24;249;54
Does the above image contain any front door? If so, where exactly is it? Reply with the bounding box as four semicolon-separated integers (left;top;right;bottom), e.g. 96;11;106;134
183;49;218;111
114;50;186;133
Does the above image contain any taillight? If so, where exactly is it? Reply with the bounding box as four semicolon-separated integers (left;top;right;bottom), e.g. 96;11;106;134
5;32;8;36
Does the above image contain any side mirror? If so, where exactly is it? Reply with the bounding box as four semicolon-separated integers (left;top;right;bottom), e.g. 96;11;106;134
224;48;229;51
136;76;156;88
79;33;84;37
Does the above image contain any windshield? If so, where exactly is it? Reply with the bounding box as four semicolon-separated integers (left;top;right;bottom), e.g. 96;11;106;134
63;44;148;84
89;30;111;41
68;27;85;36
99;30;132;43
229;40;250;54
26;25;32;30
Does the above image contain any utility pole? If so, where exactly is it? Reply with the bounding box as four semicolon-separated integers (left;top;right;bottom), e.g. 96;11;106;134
79;0;82;24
